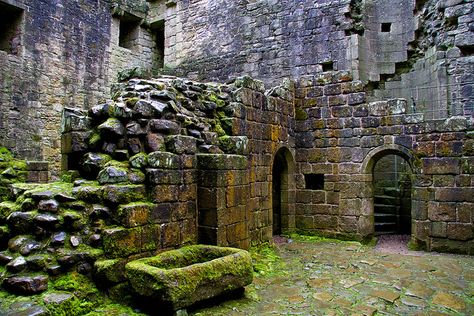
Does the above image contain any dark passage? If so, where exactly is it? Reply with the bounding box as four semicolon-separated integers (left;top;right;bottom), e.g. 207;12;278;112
272;150;288;235
373;154;412;235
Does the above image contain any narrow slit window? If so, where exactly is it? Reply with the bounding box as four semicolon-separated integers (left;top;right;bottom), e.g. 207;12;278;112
304;174;325;190
381;23;392;33
152;20;165;68
0;2;23;55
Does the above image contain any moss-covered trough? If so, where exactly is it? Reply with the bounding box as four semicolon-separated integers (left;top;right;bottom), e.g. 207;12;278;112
125;245;253;311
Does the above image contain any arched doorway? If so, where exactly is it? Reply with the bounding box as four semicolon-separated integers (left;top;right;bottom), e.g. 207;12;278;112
361;145;416;239
373;154;412;235
272;148;293;236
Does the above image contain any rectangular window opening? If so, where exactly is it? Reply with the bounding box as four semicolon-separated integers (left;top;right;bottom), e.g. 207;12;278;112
304;174;325;190
321;61;334;72
0;1;24;55
118;14;141;50
381;23;392;33
151;20;165;68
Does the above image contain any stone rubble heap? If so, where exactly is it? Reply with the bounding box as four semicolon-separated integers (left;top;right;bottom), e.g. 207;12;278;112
0;76;260;296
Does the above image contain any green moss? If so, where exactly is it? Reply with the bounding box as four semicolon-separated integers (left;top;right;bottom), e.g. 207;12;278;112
60;170;81;183
88;130;101;148
250;243;286;277
129;153;148;169
21;182;74;198
364;237;378;248
295;107;309;120
407;240;425;251
0;147;14;162
218;136;234;153
52;272;99;300
104;160;129;169
32;134;42;142
207;92;226;108
94;259;127;284
125;98;140;107
117;67;150;82
42;292;95;316
125;245;253;306
0;201;20;217
85;303;146;316
212;121;227;137
285;232;344;243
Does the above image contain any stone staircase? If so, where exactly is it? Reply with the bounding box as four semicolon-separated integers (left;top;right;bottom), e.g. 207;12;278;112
374;192;400;235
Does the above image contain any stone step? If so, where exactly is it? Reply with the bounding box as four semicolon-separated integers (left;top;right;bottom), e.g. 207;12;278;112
375;230;397;236
383;187;401;197
374;213;397;223
374;195;398;205
374;204;399;214
375;222;397;232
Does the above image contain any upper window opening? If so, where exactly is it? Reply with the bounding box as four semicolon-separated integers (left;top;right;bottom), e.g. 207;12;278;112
321;61;334;72
151;20;165;68
118;14;141;50
0;1;24;55
381;23;392;33
304;174;325;190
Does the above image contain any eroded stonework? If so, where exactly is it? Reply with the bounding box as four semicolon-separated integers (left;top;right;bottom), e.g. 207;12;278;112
0;0;473;271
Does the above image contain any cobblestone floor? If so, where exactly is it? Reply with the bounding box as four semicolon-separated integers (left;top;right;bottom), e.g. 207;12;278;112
191;236;474;316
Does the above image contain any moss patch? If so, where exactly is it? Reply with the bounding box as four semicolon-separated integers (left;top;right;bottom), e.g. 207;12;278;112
125;245;253;310
295;107;309;120
250;243;286;277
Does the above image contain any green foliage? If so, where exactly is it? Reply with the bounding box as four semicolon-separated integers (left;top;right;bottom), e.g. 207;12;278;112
0;147;14;162
87;130;101;148
250;243;286;277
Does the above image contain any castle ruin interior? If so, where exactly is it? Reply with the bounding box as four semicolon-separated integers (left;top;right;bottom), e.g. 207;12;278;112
0;0;473;314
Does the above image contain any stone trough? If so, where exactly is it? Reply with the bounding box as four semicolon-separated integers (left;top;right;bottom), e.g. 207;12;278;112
125;245;253;311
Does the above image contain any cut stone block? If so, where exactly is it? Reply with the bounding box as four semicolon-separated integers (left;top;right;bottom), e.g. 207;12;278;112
125;245;253;311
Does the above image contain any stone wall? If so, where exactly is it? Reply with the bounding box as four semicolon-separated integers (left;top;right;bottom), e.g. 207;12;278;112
231;78;296;243
168;0;354;86
61;75;295;251
295;74;474;253
0;0;164;176
0;0;112;171
1;0;473;180
363;0;474;119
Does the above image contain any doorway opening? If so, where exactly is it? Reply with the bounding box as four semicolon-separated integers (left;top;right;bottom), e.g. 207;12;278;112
373;154;412;235
272;148;290;235
150;19;165;69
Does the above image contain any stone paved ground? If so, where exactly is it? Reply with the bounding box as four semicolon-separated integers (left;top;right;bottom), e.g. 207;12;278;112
191;236;474;316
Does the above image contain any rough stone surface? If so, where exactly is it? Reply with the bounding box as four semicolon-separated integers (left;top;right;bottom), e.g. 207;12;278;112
189;238;474;315
3;275;48;295
125;245;253;310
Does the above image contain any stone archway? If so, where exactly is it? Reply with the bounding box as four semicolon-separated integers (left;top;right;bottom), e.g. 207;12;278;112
361;145;415;237
272;147;295;235
373;154;412;235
